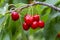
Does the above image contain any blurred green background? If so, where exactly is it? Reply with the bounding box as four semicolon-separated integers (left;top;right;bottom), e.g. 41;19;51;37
0;0;60;40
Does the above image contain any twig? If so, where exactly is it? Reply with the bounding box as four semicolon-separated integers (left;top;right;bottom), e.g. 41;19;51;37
14;1;60;12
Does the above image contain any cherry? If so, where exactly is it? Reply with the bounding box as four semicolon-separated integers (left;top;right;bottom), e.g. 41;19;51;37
31;21;38;29
24;14;31;21
57;33;60;38
23;22;30;31
24;14;33;25
38;20;44;28
33;15;40;21
11;11;19;21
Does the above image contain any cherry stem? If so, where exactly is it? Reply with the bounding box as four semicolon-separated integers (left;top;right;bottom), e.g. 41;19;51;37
28;7;30;15
34;5;38;14
31;6;33;16
19;15;29;40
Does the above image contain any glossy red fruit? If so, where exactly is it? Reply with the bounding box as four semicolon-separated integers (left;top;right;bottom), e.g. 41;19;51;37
33;15;40;21
24;14;33;25
38;20;44;28
24;14;31;21
31;21;38;29
23;22;30;31
57;33;60;38
11;11;19;21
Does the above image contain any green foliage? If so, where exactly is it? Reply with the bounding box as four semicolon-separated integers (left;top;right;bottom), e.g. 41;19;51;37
0;0;60;40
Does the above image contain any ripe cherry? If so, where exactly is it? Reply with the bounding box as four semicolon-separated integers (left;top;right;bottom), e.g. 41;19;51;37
23;22;30;31
31;21;38;29
38;20;44;28
11;11;19;21
33;15;40;21
24;14;33;25
57;33;60;38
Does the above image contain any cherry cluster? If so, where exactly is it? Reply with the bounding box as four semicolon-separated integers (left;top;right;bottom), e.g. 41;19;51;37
23;14;45;31
11;12;45;31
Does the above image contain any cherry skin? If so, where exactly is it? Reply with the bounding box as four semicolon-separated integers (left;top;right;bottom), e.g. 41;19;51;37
11;11;19;21
31;21;38;29
33;15;40;21
57;33;60;38
24;14;33;25
38;20;45;28
23;22;30;31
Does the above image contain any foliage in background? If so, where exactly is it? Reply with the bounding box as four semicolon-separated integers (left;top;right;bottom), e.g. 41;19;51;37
0;0;60;40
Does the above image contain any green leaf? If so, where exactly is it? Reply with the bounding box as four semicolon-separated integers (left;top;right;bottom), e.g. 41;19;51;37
33;29;45;40
0;0;5;7
13;0;28;4
3;33;10;40
37;0;46;2
44;12;60;40
8;0;13;4
15;3;27;8
0;16;6;33
45;0;59;5
41;7;51;22
0;16;5;25
0;4;9;15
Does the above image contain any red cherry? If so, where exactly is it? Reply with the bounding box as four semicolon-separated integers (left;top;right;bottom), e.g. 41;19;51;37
24;14;33;25
23;22;30;31
31;21;38;29
57;33;60;38
33;15;40;21
24;14;31;18
24;14;31;21
38;20;44;28
11;11;19;21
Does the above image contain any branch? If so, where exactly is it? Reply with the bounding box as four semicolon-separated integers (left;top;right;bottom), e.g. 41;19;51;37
14;1;60;12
